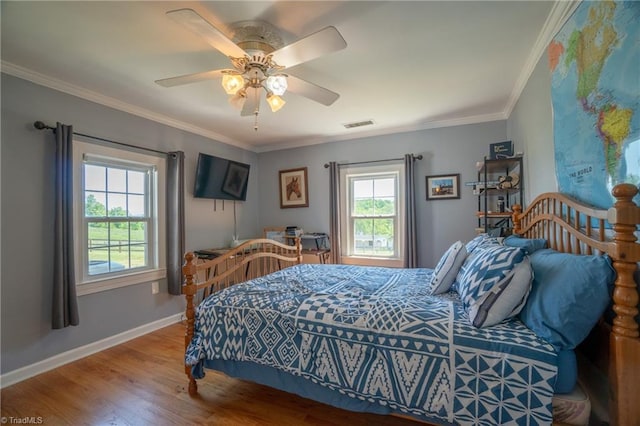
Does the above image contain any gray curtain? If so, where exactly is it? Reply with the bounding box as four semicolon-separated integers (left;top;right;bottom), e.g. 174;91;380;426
167;151;185;295
404;154;418;268
328;161;341;264
52;122;79;329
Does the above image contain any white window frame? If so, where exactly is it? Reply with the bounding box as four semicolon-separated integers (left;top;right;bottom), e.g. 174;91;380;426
72;140;166;296
340;163;405;267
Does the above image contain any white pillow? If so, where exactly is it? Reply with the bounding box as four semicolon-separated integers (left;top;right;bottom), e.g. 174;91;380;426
427;241;468;294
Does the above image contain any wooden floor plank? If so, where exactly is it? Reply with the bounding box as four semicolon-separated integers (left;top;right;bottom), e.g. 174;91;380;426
1;322;421;425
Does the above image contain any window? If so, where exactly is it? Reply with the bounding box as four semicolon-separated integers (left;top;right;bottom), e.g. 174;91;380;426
341;164;405;266
73;141;166;295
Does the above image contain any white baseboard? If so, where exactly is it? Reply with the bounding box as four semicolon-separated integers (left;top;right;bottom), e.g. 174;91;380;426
0;313;183;389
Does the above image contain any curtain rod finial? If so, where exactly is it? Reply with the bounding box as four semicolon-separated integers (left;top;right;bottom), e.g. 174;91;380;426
34;121;51;130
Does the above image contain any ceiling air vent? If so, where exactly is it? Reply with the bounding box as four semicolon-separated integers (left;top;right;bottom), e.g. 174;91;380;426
343;120;374;129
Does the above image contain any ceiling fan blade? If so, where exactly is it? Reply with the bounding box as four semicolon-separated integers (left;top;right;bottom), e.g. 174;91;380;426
271;26;347;69
286;75;340;106
155;69;227;87
241;87;260;116
167;8;247;59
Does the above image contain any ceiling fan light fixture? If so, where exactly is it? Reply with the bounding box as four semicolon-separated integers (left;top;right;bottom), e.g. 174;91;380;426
266;94;286;112
265;75;288;96
159;9;347;131
222;74;245;95
228;90;247;110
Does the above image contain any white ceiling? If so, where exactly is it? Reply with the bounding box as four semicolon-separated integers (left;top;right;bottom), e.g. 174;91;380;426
1;1;573;152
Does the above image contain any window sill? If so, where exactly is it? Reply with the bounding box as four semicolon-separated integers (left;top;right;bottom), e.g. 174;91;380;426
340;256;403;268
76;268;166;296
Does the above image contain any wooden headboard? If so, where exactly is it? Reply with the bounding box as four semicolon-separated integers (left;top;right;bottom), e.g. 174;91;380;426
512;183;640;425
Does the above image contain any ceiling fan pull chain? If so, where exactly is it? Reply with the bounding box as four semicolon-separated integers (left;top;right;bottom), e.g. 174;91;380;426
254;87;260;131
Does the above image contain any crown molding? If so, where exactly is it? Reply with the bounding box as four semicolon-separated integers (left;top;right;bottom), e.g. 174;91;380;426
1;61;254;152
503;0;581;117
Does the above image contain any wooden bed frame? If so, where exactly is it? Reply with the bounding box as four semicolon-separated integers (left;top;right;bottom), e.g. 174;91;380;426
512;183;639;425
182;184;639;425
182;238;302;395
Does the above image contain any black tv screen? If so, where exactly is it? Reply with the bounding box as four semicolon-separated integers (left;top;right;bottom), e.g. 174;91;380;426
193;153;250;201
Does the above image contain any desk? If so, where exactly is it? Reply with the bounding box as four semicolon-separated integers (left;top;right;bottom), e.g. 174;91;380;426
302;249;330;264
194;248;230;260
193;247;257;300
297;234;330;250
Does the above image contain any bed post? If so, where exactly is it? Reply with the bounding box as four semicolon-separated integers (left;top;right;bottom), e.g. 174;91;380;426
182;252;198;396
512;204;522;235
295;237;302;264
608;184;640;425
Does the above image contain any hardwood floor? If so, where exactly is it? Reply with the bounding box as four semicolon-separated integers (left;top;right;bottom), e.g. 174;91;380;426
1;322;422;425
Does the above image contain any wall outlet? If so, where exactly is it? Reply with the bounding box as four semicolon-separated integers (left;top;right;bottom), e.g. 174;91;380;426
151;281;159;294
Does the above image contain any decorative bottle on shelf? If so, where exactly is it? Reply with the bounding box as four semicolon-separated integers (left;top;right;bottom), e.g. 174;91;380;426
497;196;505;213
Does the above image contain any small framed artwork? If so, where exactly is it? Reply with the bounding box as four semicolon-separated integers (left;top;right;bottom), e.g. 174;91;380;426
426;174;460;200
221;161;250;199
489;140;514;159
279;167;309;208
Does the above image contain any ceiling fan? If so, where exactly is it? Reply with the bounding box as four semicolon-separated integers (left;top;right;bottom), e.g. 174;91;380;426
155;9;347;130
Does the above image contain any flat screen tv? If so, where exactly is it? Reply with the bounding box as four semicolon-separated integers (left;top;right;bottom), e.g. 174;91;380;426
193;153;250;201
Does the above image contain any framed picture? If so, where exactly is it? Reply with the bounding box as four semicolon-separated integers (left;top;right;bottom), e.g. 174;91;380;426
426;174;460;200
489;140;514;159
279;167;309;208
221;160;250;199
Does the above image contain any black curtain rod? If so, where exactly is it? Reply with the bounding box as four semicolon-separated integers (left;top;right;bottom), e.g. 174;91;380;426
33;121;169;156
323;154;423;168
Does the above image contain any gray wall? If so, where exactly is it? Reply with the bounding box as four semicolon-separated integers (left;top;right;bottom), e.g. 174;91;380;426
257;121;508;268
507;53;556;200
0;73;260;373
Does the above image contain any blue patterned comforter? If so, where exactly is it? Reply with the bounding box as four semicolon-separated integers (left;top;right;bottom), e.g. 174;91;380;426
186;264;557;425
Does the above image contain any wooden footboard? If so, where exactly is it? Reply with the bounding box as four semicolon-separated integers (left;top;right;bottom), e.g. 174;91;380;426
182;238;302;395
512;183;640;425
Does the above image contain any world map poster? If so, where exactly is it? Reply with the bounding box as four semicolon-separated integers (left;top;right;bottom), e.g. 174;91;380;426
549;0;639;208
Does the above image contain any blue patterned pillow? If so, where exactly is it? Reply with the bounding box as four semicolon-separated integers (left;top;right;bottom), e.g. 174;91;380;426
465;233;501;253
457;244;531;328
428;241;468;294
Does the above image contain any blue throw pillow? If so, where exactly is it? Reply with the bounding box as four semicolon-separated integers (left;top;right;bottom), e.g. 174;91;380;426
503;235;547;254
465;234;501;253
456;244;531;327
519;249;616;351
428;241;468;294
